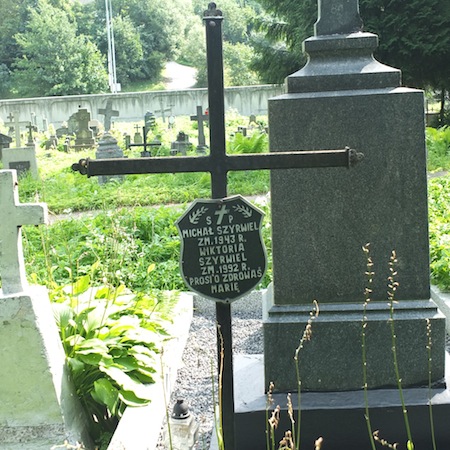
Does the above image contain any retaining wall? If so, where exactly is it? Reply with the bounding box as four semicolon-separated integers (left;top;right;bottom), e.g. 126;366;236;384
0;85;284;131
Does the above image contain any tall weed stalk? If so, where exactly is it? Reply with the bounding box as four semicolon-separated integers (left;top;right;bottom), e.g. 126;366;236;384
266;300;320;450
362;244;377;450
387;251;414;450
426;319;437;450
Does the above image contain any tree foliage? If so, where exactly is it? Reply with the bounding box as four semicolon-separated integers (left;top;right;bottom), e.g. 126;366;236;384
360;0;450;91
12;0;108;97
251;0;450;95
0;0;267;97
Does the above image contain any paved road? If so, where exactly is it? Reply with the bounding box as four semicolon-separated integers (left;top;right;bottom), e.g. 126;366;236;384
164;61;197;90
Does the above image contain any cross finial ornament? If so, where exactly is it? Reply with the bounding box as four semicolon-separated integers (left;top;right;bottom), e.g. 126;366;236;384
315;0;363;36
0;170;48;295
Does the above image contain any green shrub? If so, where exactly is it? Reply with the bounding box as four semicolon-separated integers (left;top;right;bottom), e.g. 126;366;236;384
428;176;450;290
426;126;450;172
51;274;176;443
227;130;268;154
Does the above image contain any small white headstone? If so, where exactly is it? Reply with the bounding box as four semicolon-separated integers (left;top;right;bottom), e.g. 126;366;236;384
0;170;48;294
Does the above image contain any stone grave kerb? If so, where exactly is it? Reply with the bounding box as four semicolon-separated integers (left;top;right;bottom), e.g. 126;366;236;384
263;0;446;393
0;170;47;295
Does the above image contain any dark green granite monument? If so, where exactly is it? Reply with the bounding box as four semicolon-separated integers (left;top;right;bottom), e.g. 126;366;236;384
233;0;450;448
265;0;442;393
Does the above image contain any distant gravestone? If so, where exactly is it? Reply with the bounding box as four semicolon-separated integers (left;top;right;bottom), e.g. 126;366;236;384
25;122;37;147
141;136;162;157
6;111;28;148
73;108;95;149
6;112;14;137
0;170;92;449
95;133;124;184
170;131;192;155
98;99;119;132
89;119;102;136
154;99;171;123
45;135;58;150
0;133;12;159
190;106;209;154
2;146;39;178
67;113;78;135
134;124;143;144
55;124;69;138
236;126;247;137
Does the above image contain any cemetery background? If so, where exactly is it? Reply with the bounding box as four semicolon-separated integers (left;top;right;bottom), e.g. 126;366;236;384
0;0;450;444
0;108;448;449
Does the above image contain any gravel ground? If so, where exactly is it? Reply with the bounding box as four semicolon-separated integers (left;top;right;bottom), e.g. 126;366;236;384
156;292;264;449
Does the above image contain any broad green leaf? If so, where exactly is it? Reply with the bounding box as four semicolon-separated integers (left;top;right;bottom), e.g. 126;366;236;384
52;303;73;328
75;338;109;355
65;334;85;348
67;356;85;372
113;357;139;372
78;353;104;366
134;370;155;384
92;378;119;413
95;286;113;299
147;263;156;274
84;307;107;335
115;284;126;296
122;328;159;346
72;274;91;296
119;389;150;407
129;351;154;368
100;365;153;400
91;260;101;273
128;344;156;358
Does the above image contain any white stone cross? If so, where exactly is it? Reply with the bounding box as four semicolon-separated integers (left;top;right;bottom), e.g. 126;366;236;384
0;170;48;295
315;0;363;35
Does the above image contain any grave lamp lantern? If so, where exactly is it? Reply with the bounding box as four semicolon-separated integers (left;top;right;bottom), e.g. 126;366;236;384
163;399;199;450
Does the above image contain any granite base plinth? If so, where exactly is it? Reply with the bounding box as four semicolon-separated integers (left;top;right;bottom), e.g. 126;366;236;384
232;354;450;450
263;286;446;392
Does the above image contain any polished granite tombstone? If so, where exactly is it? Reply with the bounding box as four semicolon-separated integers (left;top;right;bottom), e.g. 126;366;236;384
231;1;449;449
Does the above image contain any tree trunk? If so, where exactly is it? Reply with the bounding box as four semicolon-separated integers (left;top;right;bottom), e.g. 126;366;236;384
439;88;446;125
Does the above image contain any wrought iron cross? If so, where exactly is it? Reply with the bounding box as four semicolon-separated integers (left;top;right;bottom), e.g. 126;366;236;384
72;3;363;447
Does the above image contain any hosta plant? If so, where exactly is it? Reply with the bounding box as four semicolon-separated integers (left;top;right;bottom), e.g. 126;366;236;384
50;267;176;442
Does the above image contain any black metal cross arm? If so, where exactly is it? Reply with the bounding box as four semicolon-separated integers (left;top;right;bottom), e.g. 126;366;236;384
71;147;360;177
